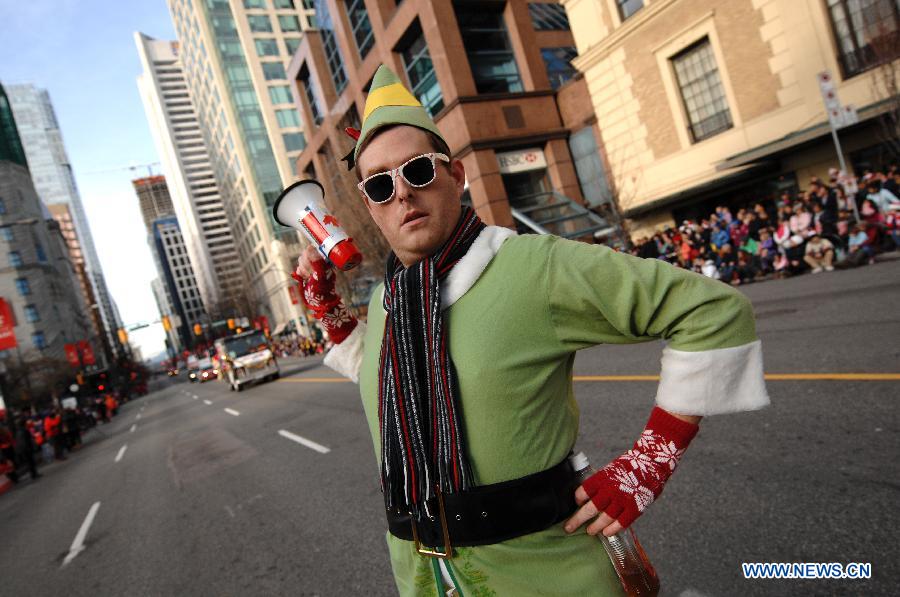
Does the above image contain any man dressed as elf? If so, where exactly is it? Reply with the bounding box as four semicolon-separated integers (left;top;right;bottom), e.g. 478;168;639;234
294;65;770;596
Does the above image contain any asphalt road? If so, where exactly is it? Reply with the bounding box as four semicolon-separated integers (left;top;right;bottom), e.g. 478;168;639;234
1;257;897;596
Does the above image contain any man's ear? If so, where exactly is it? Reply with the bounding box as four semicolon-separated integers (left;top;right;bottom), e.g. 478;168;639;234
450;158;466;197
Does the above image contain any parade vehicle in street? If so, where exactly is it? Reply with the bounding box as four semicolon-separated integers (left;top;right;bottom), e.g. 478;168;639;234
215;330;280;392
197;357;217;383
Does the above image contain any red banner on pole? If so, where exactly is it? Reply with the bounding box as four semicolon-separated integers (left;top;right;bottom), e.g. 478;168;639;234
78;340;96;365
64;343;80;367
0;298;17;351
288;285;299;305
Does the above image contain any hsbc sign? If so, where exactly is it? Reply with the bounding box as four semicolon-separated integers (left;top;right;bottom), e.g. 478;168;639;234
496;148;547;174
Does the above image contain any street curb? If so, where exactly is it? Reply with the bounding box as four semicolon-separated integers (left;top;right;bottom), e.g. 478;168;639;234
0;474;13;496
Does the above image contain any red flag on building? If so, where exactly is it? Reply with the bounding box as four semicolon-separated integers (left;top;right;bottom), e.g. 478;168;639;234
64;343;80;367
0;298;17;351
77;340;96;365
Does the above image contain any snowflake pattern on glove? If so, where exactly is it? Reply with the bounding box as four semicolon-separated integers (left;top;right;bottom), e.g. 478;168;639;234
582;407;699;529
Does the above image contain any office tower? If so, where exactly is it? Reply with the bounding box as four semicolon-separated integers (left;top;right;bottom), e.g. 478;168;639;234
6;83;124;359
47;202;110;366
150;215;206;350
166;0;315;336
0;83;93;387
135;33;243;316
132;176;206;348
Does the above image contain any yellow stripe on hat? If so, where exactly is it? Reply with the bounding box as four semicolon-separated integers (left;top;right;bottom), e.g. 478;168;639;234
363;82;422;121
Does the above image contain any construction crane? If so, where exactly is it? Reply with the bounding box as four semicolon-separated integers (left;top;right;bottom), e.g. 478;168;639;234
81;161;161;178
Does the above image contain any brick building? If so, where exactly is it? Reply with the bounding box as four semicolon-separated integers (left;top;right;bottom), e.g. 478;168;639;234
287;0;621;266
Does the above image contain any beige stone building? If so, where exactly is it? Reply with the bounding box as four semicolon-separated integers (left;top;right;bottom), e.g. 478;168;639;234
563;0;900;236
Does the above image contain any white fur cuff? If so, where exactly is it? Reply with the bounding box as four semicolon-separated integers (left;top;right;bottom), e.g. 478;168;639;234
323;321;367;384
655;340;770;416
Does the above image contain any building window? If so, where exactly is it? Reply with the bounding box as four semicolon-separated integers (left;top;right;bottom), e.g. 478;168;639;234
345;0;375;58
278;14;301;32
24;304;39;323
671;38;733;143
15;277;30;295
263;62;287;79
35;243;47;263
274;0;295;7
541;47;579;89
0;198;5;214
32;331;46;350
255;39;280;57
269;85;292;104
528;3;570;31
454;3;523;94
400;25;444;116
302;72;324;125
0;226;12;241
315;0;349;94
283;132;307;151
827;0;900;78
276;108;302;127
616;0;644;21
284;38;301;55
243;0;266;8
569;126;612;207
248;15;273;32
9;251;22;267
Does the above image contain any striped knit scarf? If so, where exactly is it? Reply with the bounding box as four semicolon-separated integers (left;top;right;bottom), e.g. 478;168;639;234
379;207;486;519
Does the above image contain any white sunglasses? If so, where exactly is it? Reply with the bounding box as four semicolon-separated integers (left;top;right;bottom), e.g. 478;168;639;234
357;152;450;204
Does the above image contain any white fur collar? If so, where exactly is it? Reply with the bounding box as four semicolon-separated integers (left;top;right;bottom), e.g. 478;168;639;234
440;225;516;309
375;226;517;310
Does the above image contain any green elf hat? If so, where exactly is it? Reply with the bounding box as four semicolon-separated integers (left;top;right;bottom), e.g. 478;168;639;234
341;64;447;171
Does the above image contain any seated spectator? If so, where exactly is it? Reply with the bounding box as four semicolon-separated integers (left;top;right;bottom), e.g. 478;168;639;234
866;180;900;213
804;233;835;273
701;258;720;279
711;223;730;249
734;250;761;285
790;203;814;238
838;223;875;268
716;243;738;283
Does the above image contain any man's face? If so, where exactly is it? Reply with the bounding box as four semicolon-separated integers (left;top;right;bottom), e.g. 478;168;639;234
357;126;466;267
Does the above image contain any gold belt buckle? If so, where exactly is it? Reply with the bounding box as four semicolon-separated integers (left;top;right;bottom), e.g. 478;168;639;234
410;489;453;559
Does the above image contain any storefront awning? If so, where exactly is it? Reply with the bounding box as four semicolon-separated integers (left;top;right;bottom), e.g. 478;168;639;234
715;97;893;172
622;161;778;219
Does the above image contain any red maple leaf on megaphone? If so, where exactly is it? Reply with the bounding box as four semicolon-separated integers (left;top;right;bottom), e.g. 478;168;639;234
323;215;341;227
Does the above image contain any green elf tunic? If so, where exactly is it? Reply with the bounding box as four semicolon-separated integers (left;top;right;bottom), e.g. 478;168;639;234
325;228;769;596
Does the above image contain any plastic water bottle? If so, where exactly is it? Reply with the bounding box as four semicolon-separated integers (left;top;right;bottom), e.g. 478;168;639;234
571;452;661;597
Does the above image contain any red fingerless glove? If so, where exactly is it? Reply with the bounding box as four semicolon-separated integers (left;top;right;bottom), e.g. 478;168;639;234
293;259;357;344
583;407;699;529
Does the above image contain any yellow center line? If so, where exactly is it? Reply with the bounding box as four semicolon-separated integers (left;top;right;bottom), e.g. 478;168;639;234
280;373;900;383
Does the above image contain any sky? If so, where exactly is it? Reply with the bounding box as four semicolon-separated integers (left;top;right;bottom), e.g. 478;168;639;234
0;0;180;361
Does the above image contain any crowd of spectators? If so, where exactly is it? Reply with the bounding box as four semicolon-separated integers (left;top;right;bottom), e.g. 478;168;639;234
629;165;900;284
0;394;123;486
270;335;327;358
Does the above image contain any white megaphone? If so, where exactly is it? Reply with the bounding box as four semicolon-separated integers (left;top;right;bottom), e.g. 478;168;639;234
273;179;362;271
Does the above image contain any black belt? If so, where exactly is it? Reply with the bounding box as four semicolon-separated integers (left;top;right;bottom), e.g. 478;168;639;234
386;456;578;557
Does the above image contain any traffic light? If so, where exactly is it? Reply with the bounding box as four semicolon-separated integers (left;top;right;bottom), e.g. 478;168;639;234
193;323;202;336
162;315;172;331
227;318;235;329
118;328;128;344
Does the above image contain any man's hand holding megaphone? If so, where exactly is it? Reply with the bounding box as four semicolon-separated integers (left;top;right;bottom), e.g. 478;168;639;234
294;246;358;344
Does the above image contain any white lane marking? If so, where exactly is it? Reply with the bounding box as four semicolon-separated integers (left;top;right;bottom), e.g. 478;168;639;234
62;501;101;567
278;429;330;454
193;395;199;399
135;413;141;421
203;400;212;405
224;408;240;417
114;445;127;463
130;424;136;433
